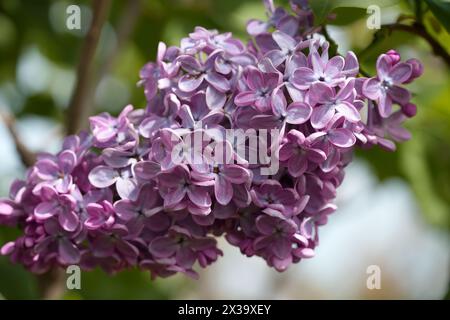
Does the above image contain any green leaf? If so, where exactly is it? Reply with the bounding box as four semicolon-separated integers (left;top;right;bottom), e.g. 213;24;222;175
310;0;334;25
400;134;449;228
311;0;399;25
424;0;450;33
0;257;39;299
328;7;368;26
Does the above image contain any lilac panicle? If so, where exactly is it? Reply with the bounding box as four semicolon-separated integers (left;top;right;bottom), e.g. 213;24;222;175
0;0;422;278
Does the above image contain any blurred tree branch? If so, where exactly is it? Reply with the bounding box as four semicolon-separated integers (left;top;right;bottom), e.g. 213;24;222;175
85;0;142;116
36;269;66;300
66;0;112;135
43;0;113;299
99;0;141;78
383;23;450;67
0;112;36;167
38;1;141;300
359;22;450;68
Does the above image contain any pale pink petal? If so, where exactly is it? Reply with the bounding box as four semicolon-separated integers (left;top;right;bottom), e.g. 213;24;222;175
215;175;233;205
310;105;335;129
178;74;204;92
285;102;312;124
328;128;356;148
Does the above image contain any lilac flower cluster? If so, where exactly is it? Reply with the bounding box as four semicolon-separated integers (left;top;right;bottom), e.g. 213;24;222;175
0;0;422;277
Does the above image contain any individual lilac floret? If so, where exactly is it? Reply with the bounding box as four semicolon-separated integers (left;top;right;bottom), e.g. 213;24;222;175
191;162;252;206
235;67;281;111
264;31;309;67
177;51;231;109
89;104;137;149
250;180;305;217
293;47;346;89
363;54;413;117
34;150;77;194
251;86;311;135
149;226;222;278
34;186;79;232
309;79;360;129
157;165;212;215
254;211;298;271
84;200;115;230
279;130;326;177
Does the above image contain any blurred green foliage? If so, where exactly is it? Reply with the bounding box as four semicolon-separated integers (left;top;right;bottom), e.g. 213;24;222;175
0;0;449;299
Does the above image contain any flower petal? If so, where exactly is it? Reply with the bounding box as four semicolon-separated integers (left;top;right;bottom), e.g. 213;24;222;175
328;128;356;148
187;186;212;208
89;166;119;188
235;91;257;107
164;186;186;207
34;201;58;220
58;150;77;173
221;165;250;183
309;82;334;105
389;62;412;84
388;85;411;105
273;31;296;51
334;101;361;122
376;54;391;79
288;154;307;177
215;175;233;205
59;210;79;232
292;67;317;90
149;237;177;258
246;68;264;91
116;177;139;201
265;50;286;67
285;102;312;124
178;74;204;92
114;200;137;221
58;238;80;265
205;72;230;93
378;94;392;118
206;85;226;109
310;105;334;129
362;78;382;100
324;56;345;78
134;161;161;180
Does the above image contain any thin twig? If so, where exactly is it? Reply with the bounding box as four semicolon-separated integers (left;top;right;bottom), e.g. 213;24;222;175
359;22;450;68
0;112;36;167
66;0;112;135
383;23;450;67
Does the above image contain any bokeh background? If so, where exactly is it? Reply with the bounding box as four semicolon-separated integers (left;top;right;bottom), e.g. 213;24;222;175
0;0;448;299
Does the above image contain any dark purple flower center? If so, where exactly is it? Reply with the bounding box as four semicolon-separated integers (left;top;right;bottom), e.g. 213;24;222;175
381;79;392;91
257;88;270;98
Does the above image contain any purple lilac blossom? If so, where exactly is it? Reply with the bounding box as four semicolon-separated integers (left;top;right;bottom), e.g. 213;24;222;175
0;0;422;278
